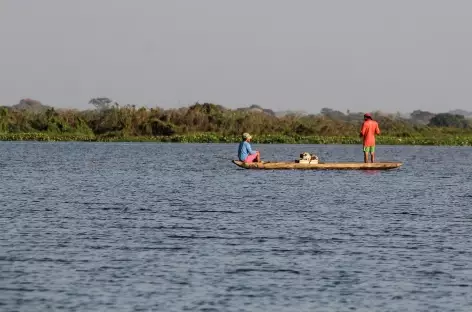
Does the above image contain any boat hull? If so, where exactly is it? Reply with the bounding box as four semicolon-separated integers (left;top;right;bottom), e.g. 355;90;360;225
232;160;402;170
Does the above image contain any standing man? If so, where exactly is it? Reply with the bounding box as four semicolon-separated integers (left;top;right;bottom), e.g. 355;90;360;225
238;132;261;163
360;113;380;163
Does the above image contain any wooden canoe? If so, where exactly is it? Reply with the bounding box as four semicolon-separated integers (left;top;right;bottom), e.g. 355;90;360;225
232;160;402;170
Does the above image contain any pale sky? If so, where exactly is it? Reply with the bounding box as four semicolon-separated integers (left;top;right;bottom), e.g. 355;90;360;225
1;0;471;114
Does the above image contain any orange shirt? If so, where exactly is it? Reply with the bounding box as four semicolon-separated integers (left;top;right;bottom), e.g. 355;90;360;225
360;119;380;146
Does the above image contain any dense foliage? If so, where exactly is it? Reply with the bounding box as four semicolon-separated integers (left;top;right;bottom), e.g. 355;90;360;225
1;99;471;145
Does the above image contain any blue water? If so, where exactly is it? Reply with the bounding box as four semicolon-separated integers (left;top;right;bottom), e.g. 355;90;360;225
1;142;471;311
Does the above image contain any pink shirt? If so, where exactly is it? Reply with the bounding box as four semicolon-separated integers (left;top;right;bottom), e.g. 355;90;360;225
360;120;380;146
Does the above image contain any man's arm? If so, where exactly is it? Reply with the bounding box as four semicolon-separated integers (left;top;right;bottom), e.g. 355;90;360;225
359;122;366;137
245;142;257;155
375;123;380;135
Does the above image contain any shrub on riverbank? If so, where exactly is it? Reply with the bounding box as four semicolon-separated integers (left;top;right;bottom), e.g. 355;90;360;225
1;132;471;146
0;102;471;145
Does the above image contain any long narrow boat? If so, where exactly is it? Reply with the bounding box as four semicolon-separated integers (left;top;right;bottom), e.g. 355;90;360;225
232;160;402;170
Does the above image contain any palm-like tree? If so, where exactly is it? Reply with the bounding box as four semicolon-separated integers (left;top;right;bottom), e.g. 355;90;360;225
88;97;118;110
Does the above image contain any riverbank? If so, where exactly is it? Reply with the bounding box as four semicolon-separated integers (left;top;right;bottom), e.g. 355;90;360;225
0;132;471;145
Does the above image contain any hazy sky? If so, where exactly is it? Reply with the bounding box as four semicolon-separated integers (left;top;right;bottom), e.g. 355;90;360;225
1;0;471;113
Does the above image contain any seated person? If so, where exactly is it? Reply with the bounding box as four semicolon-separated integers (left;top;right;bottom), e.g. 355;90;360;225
238;133;260;163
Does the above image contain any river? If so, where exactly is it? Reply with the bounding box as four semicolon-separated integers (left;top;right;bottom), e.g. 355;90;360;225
1;142;471;311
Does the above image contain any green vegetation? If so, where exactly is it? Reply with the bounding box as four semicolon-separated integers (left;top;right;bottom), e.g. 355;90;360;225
1;98;471;145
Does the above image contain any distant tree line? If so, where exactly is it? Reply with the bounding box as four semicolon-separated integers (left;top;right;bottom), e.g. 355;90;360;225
0;98;471;139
